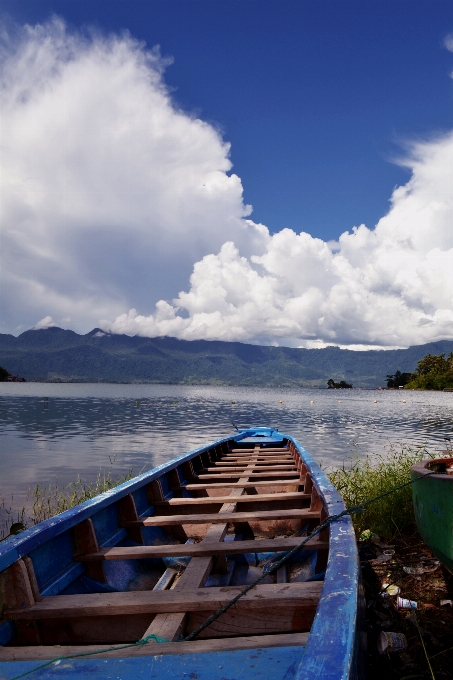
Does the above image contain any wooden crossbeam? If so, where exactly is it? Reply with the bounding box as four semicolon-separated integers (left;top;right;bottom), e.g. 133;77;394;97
230;449;290;453
205;464;296;470
196;471;300;480
173;479;301;491
140;508;321;526
75;536;327;561
0;632;310;660
7;582;323;620
154;492;310;506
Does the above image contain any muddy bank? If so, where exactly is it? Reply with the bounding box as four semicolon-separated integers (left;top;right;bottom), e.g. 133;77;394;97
361;525;453;679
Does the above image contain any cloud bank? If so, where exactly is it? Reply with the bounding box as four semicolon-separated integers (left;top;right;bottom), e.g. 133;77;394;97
1;20;452;348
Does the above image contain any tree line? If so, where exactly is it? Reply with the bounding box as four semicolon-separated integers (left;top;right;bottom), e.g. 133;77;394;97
387;352;453;390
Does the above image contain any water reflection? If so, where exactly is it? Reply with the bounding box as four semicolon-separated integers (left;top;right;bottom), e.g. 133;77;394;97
0;384;452;509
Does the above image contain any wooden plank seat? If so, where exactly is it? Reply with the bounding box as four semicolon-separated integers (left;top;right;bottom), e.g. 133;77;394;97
173;479;302;491
75;537;328;561
154;492;310;506
0;632;310;660
7;582;323;620
203;464;297;471
195;472;301;480
136;508;322;526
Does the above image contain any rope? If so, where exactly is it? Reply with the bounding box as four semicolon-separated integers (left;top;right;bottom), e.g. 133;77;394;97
6;469;437;678
182;471;436;641
7;635;168;680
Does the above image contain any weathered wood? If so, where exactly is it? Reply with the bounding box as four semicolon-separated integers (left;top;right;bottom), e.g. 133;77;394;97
276;565;287;583
204;464;297;471
118;494;144;544
153;568;178;591
154;492;310;506
22;556;42;602
75;536;327;561
174;479;301;491
74;518;107;583
10;559;35;608
7;582;323;620
141;465;253;641
195;471;300;480
0;632;310;660
140;509;321;527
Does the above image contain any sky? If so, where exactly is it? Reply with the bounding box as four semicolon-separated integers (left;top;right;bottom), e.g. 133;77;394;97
1;0;452;349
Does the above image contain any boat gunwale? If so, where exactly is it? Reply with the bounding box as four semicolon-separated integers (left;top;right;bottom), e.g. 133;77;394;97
411;455;453;482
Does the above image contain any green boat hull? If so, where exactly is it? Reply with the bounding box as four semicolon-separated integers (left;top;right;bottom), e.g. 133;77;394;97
411;457;453;574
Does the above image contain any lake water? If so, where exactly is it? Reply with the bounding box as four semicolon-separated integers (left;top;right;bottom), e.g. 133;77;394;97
0;383;452;528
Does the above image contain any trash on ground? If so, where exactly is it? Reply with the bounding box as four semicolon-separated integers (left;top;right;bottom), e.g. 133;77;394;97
440;599;453;607
377;631;408;654
397;596;418;610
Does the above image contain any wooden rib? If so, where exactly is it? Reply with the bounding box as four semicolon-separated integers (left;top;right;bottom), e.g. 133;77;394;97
75;536;327;561
140;508;321;526
7;582;323;620
0;632;310;660
154;492;310;506
141;456;258;642
230;448;290;453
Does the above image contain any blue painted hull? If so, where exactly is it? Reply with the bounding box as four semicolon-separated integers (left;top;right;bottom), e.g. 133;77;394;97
0;428;364;679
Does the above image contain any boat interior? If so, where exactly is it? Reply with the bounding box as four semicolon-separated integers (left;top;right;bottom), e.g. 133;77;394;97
0;434;330;660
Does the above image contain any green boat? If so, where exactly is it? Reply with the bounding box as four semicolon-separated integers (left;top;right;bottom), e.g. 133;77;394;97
411;456;453;573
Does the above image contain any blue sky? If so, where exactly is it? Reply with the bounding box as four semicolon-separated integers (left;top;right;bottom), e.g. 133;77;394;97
1;1;453;347
4;0;453;241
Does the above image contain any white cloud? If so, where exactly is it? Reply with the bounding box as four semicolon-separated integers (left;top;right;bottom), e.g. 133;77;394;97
444;32;453;53
103;132;453;348
1;19;452;349
0;18;260;333
33;316;56;330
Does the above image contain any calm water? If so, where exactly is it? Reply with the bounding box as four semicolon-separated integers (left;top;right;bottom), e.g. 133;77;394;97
0;383;452;513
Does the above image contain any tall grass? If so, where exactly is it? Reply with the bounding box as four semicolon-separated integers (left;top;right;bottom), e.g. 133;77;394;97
0;462;135;541
327;444;437;539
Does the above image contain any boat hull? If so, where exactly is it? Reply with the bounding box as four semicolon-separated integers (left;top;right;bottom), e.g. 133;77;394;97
411;457;453;574
0;428;364;679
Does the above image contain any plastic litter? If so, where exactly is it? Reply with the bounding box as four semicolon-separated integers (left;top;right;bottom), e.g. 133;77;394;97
397;597;417;610
403;566;425;575
377;631;408;654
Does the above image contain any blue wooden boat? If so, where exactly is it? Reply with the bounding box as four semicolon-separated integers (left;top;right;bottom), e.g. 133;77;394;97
0;428;364;679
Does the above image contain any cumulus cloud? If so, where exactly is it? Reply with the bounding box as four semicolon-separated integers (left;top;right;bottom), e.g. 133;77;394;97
1;19;452;348
0;18;260;333
444;32;453;53
103;132;453;348
33;316;56;330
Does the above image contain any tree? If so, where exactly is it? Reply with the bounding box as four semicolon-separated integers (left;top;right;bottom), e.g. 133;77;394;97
386;370;413;388
0;366;9;381
327;378;352;389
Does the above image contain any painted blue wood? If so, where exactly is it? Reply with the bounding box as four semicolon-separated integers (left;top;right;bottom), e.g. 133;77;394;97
0;432;243;572
41;564;85;597
0;646;304;680
0;621;15;647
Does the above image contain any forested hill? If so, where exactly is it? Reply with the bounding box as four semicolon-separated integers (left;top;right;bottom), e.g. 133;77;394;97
1;327;453;387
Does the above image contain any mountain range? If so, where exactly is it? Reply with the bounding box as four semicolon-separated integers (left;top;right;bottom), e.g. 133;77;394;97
1;327;453;387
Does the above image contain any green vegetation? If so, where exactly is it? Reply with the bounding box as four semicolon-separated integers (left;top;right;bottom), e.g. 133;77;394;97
327;378;352;388
385;369;412;388
328;444;436;539
1;326;453;387
0;464;134;541
405;352;453;390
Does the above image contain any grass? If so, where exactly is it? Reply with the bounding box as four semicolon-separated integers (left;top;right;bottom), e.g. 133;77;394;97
0;460;135;541
327;443;438;539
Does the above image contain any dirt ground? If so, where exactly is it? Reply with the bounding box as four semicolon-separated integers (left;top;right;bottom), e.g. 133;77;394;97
361;525;453;679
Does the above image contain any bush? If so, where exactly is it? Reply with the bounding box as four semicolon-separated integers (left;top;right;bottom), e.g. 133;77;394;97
328;444;436;539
